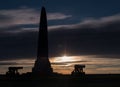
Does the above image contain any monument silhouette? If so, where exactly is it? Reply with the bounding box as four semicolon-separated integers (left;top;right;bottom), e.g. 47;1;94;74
32;6;53;75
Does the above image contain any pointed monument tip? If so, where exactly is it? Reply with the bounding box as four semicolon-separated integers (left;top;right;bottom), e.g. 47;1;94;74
42;6;44;8
41;6;46;11
42;6;45;9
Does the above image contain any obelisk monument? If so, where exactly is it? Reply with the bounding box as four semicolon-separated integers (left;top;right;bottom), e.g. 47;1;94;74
32;6;53;75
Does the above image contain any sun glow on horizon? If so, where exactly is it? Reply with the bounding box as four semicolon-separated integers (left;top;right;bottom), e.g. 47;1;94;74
60;55;70;62
50;55;81;63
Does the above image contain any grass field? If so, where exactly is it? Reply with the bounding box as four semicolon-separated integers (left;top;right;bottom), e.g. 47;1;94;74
0;74;120;87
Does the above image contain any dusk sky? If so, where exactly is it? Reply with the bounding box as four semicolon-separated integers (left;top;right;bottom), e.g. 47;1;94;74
0;0;120;74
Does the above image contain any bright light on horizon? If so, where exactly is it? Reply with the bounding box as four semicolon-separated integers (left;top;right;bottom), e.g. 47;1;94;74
60;55;71;62
51;55;78;63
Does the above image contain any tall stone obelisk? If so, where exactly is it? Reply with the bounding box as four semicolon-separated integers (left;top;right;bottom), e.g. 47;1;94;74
32;6;53;75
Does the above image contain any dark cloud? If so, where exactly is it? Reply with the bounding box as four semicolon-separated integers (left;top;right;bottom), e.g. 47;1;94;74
0;61;33;65
52;60;88;65
0;27;38;60
49;29;120;57
0;14;120;60
0;14;11;21
0;62;18;65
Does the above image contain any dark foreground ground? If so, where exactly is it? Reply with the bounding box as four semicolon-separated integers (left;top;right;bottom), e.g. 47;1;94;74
0;74;120;87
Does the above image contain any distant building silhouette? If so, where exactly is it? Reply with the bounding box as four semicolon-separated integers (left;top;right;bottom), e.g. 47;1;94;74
32;7;53;75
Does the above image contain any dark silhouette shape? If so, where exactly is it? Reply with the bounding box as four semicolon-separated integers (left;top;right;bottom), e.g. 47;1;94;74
71;64;85;76
32;6;53;76
6;67;23;76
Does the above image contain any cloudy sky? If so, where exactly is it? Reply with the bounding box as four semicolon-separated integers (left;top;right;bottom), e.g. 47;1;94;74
0;0;120;74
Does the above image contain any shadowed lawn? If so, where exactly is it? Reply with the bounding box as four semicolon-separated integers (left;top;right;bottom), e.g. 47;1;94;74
0;74;120;87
